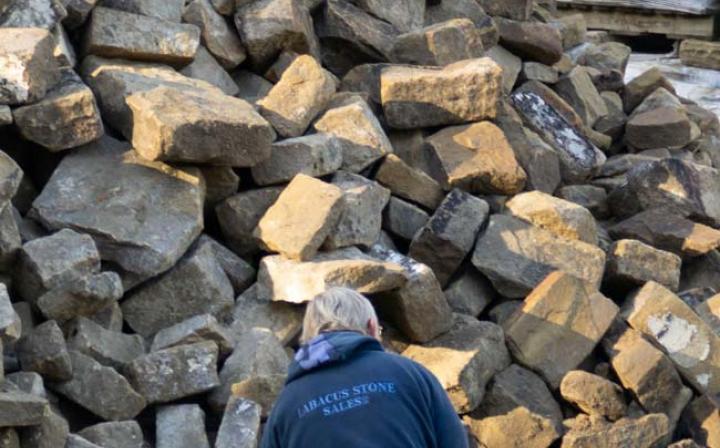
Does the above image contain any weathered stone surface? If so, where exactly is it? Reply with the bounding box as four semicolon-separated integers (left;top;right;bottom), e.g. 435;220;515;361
610;208;720;257
402;315;510;413
424;0;491;31
0;206;21;274
695;293;720;335
216;187;282;258
506;191;598;245
0;107;11;126
257;247;405;303
156;404;210;448
504;271;618;388
472;215;606;298
313;99;393;173
607;239;682;291
353;0;424;33
0;28;59;106
257;55;337;138
199;167;239;211
382;196;429;241
375;154;445;211
231;284;304;345
179;46;239;96
77;421;144;448
556;185;609;219
98;0;184;22
85;7;200;65
497;19;563;65
444;267;495;317
127;86;273;166
36;271;122;323
391;19;481;66
626;107;694;150
466;406;559;448
624;67;675;113
370;245;453;343
216;397;261;448
325;172;390;249
623;281;720;401
251;134;343;186
0;284;20;344
511;89;605;183
51;350;146;421
554;66;608;127
19;405;69;448
485;45;522;95
255;174;345;260
125;342;219;404
561;413;669;448
14;229;100;303
235;0;320;69
408;190;488;286
17;320;72;381
12;68;103;152
380;58;502;129
425;122;526;196
183;0;246;69
210;329;289;414
680;39;720;71
67;317;144;370
0;0;66;29
521;61;559;84
151;314;233;357
680;395;720;448
477;0;532;20
554;14;587;49
30;137;204;279
581;42;631;74
122;238;234;338
0;392;48;427
560;370;627;420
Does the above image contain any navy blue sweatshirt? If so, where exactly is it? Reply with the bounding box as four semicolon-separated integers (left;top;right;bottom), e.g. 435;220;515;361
260;331;468;448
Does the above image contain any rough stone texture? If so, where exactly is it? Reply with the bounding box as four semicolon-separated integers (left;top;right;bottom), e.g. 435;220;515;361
408;190;488;286
85;7;200;65
623;281;720;402
66;317;144;371
125;342;219;404
503;271;618;388
556;185;609;219
257;55;337;138
0;207;21;275
230;284;304;345
77;421;144;448
14;229;100;303
313;100;393;173
624;67;675;113
97;0;185;22
695;293;720;336
255;174;345;260
209;329;289;414
561;413;670;448
425;121;527;195
581;42;631;75
382;197;429;241
375;154;445;211
126;86;274;166
391;19;482;66
183;0;246;69
466;406;559;448
216;187;283;258
0;28;59;106
606;239;682;291
0;284;20;344
51;350;146;421
36;271;122;323
17;320;72;381
251;134;343;186
179;46;240;96
380;58;502;129
30;137;204;279
156;404;210;448
505;191;598;245
497;19;563;65
19;406;69;448
151;314;233;357
199;167;240;210
12;68;104;152
554;66;608;127
402;315;510;413
486;45;522;94
478;0;532;20
354;0;424;33
257;247;405;303
522;61;559;84
444;267;495;317
325;171;390;249
235;0;320;70
603;323;693;428
0;0;66;29
560;370;627;420
472;215;606;298
680;395;720;448
216;397;261;448
626;107;694;150
680;39;720;71
0;392;49;427
122;239;234;338
369;245;453;343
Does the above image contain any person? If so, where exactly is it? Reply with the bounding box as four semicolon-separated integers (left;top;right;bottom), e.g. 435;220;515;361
260;287;469;448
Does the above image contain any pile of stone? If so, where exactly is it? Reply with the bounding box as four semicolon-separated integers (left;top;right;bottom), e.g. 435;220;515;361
0;0;719;446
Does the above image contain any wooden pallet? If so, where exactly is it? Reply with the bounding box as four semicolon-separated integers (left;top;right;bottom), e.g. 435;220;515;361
557;3;718;40
557;0;717;15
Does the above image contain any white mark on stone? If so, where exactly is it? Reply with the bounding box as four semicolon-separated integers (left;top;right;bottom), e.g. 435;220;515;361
647;313;710;368
697;373;711;388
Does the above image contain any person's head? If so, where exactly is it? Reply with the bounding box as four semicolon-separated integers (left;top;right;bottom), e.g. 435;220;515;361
301;287;381;344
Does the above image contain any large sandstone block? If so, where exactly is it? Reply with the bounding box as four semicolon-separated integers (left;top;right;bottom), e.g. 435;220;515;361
13;69;104;152
375;154;445;211
85;7;200;65
77;421;144;448
216;397;261;448
67;317;145;371
424;121;527;195
126;86;274;166
560;370;626;420
256;247;405;303
606;239;682;292
382;196;429;241
680;395;720;448
36;271;123;323
680;39;720;71
97;0;185;22
503;271;618;388
623;281;720;402
0;0;66;29
562;414;670;448
466;406;558;448
497;19;563;65
183;0;246;69
0;28;59;105
16;320;72;381
353;0;423;32
0;392;49;427
0;152;22;207
626;107;695;150
216;187;282;258
391;19;482;66
179;46;240;96
30;137;205;279
472;215;606;298
478;0;532;20
156;404;210;448
554;66;608;127
402;315;510;413
255;174;345;260
380;58;502;129
231;284;304;345
151;314;233;356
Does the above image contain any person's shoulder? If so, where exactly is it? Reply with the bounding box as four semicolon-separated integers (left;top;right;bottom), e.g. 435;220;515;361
363;351;436;381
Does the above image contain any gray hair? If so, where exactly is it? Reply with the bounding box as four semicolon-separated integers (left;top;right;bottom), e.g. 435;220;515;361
301;287;379;344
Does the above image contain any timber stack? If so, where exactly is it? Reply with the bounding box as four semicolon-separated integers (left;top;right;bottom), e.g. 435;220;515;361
0;0;719;446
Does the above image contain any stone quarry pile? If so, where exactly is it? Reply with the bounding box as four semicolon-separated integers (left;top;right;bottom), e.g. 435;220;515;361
0;0;720;446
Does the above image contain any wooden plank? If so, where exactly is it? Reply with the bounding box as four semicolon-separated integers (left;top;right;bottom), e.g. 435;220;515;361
556;7;717;39
557;0;718;15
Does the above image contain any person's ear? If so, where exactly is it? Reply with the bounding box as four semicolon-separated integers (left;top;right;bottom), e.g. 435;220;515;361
367;319;381;340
